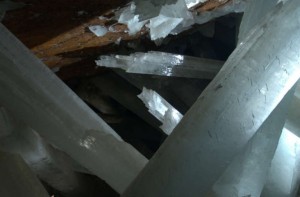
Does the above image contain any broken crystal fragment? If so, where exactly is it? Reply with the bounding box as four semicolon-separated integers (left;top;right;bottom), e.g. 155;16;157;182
117;0;247;40
138;87;183;135
122;1;300;196
88;25;108;37
0;23;147;193
96;51;223;79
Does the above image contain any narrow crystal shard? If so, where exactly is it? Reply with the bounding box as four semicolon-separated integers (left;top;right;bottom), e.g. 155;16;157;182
122;1;300;196
138;87;183;135
208;89;294;197
0;151;49;197
96;51;223;79
0;23;147;193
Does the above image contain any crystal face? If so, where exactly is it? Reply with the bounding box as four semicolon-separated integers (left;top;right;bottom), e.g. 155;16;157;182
138;87;183;135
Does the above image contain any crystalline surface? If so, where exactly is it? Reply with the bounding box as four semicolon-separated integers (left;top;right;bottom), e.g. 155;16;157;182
261;128;300;197
0;151;49;197
209;89;293;197
238;0;279;43
88;25;108;37
122;1;300;196
138;87;183;135
96;51;223;79
0;23;147;193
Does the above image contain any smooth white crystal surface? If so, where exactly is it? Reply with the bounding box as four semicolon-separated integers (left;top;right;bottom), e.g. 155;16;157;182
96;51;223;79
138;87;183;135
88;25;108;37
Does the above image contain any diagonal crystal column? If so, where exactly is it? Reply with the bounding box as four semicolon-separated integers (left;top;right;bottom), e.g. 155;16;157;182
0;23;147;193
207;88;294;197
0;151;49;197
122;0;300;196
261;89;300;197
238;0;279;43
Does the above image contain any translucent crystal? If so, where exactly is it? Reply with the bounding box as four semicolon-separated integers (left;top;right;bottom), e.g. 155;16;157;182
238;0;279;43
261;128;300;197
209;89;293;197
0;23;147;193
96;51;223;79
123;1;300;196
88;25;108;37
138;87;183;135
0;108;84;194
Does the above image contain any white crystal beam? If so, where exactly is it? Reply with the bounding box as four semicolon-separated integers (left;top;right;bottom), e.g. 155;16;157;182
208;88;294;197
0;23;147;193
122;1;300;196
96;51;223;79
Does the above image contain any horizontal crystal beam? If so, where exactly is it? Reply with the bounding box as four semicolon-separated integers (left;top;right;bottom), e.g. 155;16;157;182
96;51;223;79
0;23;147;193
122;1;300;196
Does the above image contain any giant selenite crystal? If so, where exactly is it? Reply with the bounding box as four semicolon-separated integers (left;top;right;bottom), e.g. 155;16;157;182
96;51;223;79
260;85;300;197
122;0;300;196
208;89;294;197
0;23;147;193
0;151;49;197
261;128;300;197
